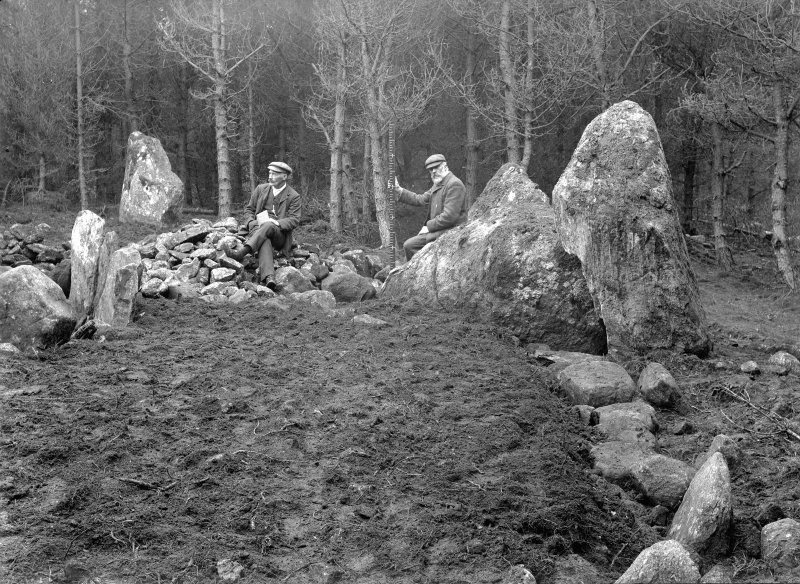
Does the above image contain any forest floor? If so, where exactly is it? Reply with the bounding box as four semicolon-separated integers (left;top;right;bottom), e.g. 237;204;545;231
0;204;799;584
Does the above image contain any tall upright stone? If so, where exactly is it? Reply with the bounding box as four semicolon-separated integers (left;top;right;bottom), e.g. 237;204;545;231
120;131;184;226
95;246;142;329
552;101;710;357
382;164;606;353
70;210;105;318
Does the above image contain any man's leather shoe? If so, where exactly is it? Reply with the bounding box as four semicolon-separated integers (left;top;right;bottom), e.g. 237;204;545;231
263;275;278;291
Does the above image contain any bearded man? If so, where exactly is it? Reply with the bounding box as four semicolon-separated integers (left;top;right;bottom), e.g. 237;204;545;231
393;154;468;260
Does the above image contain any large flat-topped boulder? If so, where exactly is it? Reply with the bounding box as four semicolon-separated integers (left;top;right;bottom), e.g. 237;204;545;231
552;100;711;358
383;164;606;353
120;131;184;226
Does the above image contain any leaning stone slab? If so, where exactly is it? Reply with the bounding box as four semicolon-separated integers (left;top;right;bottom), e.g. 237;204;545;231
553;100;711;358
94;246;142;329
91;231;119;313
0;266;77;351
638;362;681;408
761;518;800;578
631;454;695;510
667;452;732;557
120;132;183;226
557;360;636;407
614;539;700;584
383;164;606;353
70;210;105;317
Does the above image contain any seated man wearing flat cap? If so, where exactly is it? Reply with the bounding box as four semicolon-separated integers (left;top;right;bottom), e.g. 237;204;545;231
237;161;301;289
393;154;468;260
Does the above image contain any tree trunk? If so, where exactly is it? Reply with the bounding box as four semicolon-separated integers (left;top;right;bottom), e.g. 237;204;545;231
75;0;88;210
770;81;796;291
212;0;232;217
362;136;371;219
247;59;256;195
38;153;46;193
681;114;700;232
710;122;733;271
178;63;193;205
464;32;479;208
498;0;520;164
520;0;535;170
278;123;286;161
587;0;610;110
342;134;357;224
122;0;137;134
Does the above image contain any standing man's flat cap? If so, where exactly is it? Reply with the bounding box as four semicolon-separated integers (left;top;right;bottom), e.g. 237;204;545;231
268;161;293;175
424;154;446;169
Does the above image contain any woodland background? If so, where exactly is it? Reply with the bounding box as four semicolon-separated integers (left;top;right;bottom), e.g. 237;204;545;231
1;0;799;288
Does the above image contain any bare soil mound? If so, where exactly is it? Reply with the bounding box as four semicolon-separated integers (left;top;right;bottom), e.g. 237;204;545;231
1;205;799;583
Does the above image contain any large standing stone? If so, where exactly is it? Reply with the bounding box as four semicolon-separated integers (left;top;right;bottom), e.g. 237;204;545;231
614;539;700;584
383;164;606;353
70;210;105;317
94;246;142;329
119;132;183;226
552;101;710;357
667;452;732;557
0;266;77;350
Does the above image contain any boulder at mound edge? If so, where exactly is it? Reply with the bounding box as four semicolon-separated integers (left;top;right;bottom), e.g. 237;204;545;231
0;265;77;351
382;164;606;353
552;100;710;358
119;131;184;226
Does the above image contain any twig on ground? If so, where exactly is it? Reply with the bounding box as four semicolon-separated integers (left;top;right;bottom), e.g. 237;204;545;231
282;562;313;581
611;526;641;568
117;477;156;490
718;385;800;442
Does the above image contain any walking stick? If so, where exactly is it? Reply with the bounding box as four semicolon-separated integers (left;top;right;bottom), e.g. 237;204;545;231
387;119;397;268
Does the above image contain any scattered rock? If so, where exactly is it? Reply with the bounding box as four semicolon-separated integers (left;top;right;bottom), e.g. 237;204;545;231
353;314;389;327
321;270;377;302
590;440;652;484
557;361;636;407
637;362;681;408
768;351;800;374
275;266;315;294
216;558;244;582
700;563;733;583
552;553;599;583
761;518;800;578
289;290;336;311
740;360;760;374
501;564;537;584
631;454;695;509
614;539;700;584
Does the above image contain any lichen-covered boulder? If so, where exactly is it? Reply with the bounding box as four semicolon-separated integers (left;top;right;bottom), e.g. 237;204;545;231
553;101;710;358
120;132;184;226
0;266;77;351
383;164;606;353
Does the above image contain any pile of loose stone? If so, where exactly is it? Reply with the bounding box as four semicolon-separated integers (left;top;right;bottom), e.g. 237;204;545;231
532;349;800;584
0;223;68;273
133;217;388;305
